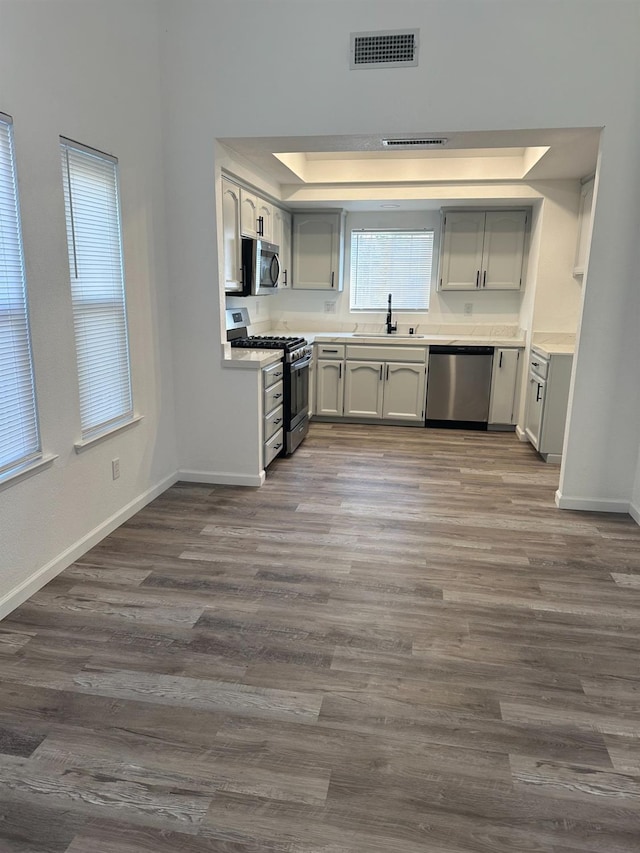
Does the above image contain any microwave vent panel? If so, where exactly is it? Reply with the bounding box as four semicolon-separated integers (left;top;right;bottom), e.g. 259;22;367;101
350;30;419;70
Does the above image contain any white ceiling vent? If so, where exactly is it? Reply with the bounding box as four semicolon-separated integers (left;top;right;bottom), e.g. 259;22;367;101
350;29;419;70
382;137;448;148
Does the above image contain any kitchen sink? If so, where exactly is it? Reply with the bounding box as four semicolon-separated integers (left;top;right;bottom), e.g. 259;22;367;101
352;333;426;339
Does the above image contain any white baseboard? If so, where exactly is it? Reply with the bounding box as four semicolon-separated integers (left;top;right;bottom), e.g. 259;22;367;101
514;425;528;442
630;501;640;527
0;472;178;622
555;489;631;514
178;468;265;488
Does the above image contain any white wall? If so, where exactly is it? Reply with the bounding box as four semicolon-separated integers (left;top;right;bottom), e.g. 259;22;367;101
269;208;523;332
160;0;640;514
0;1;177;613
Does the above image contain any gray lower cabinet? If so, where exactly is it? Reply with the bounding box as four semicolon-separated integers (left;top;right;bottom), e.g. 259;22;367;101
262;361;284;468
488;348;521;427
524;348;573;462
316;359;344;416
342;346;427;422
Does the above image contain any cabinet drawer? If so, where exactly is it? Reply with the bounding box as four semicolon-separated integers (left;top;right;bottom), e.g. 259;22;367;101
346;345;427;363
530;351;549;379
264;379;284;413
316;343;345;359
264;428;284;467
264;404;284;441
263;360;285;389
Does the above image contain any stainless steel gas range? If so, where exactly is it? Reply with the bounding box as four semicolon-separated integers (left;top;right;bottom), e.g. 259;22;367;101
225;308;312;456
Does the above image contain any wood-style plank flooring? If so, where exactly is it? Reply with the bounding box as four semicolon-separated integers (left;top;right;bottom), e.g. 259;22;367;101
2;423;640;851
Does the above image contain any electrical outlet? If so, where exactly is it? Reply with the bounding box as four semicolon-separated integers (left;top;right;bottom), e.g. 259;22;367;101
464;303;473;316
112;458;120;480
324;301;336;314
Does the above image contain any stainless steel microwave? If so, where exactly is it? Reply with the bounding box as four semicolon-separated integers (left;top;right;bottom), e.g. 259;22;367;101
241;238;280;296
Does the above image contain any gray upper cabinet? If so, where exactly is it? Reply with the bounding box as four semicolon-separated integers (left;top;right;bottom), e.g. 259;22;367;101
292;211;344;290
240;189;259;239
273;207;292;288
439;209;528;291
222;178;243;294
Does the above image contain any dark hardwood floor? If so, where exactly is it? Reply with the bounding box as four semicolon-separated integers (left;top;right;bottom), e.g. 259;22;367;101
2;423;640;852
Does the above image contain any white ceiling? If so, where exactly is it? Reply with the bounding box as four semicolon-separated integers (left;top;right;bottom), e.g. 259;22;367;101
220;127;601;211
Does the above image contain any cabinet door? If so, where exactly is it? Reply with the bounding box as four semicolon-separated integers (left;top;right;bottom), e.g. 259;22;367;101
221;179;243;293
344;361;383;417
240;189;258;238
382;362;426;421
257;199;273;242
273;208;292;288
316;360;344;416
481;211;527;290
439;211;485;290
524;373;545;449
292;212;342;290
489;348;520;424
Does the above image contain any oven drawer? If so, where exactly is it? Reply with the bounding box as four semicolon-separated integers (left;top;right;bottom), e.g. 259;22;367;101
264;427;284;467
264;379;284;413
263;360;284;389
264;404;284;441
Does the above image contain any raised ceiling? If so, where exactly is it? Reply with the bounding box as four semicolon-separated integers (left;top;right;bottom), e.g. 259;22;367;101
220;128;601;210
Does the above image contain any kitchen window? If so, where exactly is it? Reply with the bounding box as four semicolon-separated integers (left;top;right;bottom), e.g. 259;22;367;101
61;138;133;442
350;229;434;311
0;113;41;482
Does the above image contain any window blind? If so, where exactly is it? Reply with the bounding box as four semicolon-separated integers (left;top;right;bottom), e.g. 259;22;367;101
60;139;133;439
350;229;434;311
0;114;41;479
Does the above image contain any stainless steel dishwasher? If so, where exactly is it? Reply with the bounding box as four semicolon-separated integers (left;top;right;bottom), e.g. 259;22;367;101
425;345;494;429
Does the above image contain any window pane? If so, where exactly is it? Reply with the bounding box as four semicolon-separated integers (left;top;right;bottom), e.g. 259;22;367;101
61;140;133;438
0;115;41;478
350;230;434;311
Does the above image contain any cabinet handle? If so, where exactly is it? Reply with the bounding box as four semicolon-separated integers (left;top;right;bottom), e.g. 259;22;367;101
273;392;283;399
536;383;543;402
274;443;283;451
324;348;339;353
482;270;487;288
475;270;480;288
386;364;389;381
331;271;335;288
257;216;264;236
379;365;383;380
532;361;540;368
499;352;503;368
283;269;287;286
274;418;282;425
339;363;342;379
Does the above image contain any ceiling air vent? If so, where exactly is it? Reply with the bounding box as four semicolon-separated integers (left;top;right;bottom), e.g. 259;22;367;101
382;138;448;148
350;29;419;70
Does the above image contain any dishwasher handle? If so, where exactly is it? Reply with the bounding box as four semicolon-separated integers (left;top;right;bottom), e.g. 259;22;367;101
429;345;494;356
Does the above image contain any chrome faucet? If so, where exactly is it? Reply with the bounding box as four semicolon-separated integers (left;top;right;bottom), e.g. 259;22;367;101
386;293;397;334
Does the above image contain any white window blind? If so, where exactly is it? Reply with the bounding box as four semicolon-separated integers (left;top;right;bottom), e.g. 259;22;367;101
0;113;41;479
350;229;434;311
61;138;133;439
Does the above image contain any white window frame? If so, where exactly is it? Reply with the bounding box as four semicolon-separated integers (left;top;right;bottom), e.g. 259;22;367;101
349;228;434;312
60;138;134;444
0;112;42;484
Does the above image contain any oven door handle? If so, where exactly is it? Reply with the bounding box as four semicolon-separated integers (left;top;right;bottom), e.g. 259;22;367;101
290;355;312;371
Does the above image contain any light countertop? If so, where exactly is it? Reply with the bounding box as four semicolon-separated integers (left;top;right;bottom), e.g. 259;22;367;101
283;331;526;348
531;343;575;358
222;349;282;370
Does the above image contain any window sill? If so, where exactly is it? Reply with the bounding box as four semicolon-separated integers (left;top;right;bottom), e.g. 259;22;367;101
74;415;143;453
0;453;58;492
